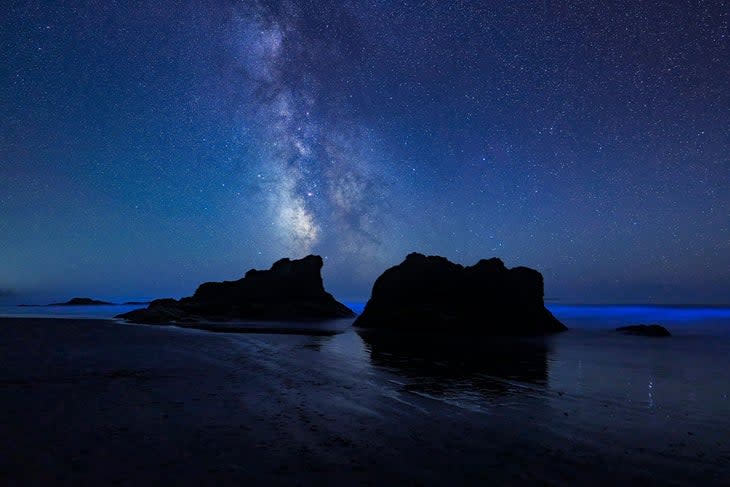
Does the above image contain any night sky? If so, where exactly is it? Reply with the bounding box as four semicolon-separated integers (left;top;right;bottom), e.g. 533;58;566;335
1;1;728;304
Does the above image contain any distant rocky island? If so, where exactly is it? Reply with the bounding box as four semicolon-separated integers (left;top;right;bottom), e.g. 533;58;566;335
53;297;113;306
116;255;354;324
19;297;114;307
616;324;671;337
354;253;567;335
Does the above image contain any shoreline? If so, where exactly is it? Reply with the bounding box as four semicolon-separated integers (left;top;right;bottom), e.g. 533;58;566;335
0;317;728;485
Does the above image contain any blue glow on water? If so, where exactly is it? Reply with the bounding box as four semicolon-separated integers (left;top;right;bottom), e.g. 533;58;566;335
342;301;366;315
548;304;730;322
342;301;730;322
2;302;729;332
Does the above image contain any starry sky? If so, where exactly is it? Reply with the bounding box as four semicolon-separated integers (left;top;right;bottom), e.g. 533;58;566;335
1;0;729;304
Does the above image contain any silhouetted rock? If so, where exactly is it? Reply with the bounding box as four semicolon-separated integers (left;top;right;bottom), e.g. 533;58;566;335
50;297;113;306
123;301;151;305
117;299;190;324
353;253;566;334
116;256;354;324
616;324;671;337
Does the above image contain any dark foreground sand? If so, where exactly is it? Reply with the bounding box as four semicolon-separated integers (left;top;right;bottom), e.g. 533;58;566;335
0;318;727;486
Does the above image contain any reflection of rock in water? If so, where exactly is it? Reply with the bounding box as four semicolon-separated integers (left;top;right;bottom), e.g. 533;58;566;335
357;330;550;398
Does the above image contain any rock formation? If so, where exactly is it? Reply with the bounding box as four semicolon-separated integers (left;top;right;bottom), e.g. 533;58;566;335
616;324;671;337
353;253;566;334
51;297;113;306
116;255;354;324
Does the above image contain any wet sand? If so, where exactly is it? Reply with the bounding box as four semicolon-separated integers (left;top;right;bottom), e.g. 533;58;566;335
0;317;727;485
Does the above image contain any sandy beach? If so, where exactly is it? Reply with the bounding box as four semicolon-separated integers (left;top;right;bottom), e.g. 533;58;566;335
1;317;728;486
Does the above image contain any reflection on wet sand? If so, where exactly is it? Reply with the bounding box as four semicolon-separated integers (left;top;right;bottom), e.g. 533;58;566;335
357;329;551;398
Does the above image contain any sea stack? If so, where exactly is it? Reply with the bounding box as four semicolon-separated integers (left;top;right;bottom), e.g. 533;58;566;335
116;255;354;324
354;253;566;334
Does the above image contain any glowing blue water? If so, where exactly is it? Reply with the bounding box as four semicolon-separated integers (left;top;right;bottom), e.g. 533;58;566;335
548;304;730;321
2;302;730;330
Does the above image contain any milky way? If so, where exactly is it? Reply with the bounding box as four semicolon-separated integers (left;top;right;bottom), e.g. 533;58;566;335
227;2;389;263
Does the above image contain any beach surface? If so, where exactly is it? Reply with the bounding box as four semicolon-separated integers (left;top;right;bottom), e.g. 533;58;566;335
1;316;728;485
